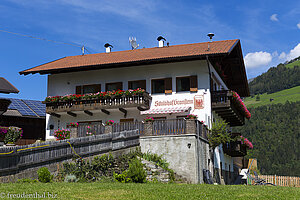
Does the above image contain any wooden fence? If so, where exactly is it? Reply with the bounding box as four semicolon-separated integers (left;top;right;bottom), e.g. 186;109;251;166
152;119;186;135
0;130;139;178
258;175;300;187
78;123;105;137
77;119;209;140
113;121;144;135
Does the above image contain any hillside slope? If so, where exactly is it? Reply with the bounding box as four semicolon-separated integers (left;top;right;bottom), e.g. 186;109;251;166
234;101;300;176
244;86;300;108
249;64;300;95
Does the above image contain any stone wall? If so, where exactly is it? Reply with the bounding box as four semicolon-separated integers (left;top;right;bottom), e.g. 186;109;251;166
140;134;211;184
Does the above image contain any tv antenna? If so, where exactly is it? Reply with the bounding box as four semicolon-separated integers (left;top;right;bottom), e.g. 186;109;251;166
129;37;139;50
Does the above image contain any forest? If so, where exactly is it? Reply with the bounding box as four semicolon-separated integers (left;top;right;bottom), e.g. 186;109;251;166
234;101;300;176
249;64;300;95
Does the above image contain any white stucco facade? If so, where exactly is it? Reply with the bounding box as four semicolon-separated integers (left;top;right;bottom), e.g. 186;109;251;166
44;59;233;175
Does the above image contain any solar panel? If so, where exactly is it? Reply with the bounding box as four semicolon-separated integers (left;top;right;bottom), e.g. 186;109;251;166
8;99;37;116
22;99;46;117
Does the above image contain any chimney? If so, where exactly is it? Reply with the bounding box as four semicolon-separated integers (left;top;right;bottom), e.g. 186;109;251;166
207;33;214;51
157;36;166;47
104;43;113;53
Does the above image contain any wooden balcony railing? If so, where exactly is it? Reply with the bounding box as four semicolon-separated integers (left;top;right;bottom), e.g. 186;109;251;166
211;90;245;126
44;93;151;114
223;140;247;157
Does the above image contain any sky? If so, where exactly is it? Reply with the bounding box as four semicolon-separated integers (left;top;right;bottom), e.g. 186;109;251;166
0;0;300;101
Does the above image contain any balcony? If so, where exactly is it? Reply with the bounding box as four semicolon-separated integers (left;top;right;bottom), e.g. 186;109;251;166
211;90;249;126
44;92;151;116
223;140;247;157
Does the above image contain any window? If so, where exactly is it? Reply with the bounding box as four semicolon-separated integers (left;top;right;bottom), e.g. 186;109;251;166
128;80;146;90
153;117;166;120
76;84;101;95
151;78;172;94
176;115;187;119
120;118;134;123
176;75;198;92
106;82;123;91
78;120;102;125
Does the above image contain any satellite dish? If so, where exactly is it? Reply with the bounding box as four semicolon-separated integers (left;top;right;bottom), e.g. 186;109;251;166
129;37;139;50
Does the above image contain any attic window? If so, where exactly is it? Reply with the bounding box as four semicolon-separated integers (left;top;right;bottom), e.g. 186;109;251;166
151;78;172;94
176;75;198;92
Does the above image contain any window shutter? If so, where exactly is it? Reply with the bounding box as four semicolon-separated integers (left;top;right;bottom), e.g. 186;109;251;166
165;77;172;94
76;86;82;94
190;75;198;92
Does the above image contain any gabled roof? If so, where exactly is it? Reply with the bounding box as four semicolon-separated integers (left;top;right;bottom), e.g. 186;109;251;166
20;39;239;75
19;39;249;96
0;77;19;94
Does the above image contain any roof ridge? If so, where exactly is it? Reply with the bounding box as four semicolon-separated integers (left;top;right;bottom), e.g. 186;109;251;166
68;39;239;58
20;39;240;75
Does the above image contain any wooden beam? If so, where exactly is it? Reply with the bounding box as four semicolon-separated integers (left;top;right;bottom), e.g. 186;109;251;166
50;113;60;118
137;106;147;111
119;108;127;118
84;110;93;116
67;111;77;117
101;109;110;115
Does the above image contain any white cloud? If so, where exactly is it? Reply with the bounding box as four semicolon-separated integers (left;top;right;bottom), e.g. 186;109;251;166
279;52;286;60
244;51;272;69
277;43;300;61
297;22;300;29
270;14;278;21
286;43;300;60
272;51;278;57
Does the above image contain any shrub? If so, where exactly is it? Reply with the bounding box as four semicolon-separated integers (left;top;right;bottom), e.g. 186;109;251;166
127;158;146;183
37;167;53;183
142;151;175;182
208;119;233;149
113;171;132;183
16;178;38;183
4;126;22;144
92;154;114;175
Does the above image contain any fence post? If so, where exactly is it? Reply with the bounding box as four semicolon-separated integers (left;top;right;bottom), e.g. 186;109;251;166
70;127;78;138
186;119;196;134
105;125;112;134
143;122;153;136
275;174;276;185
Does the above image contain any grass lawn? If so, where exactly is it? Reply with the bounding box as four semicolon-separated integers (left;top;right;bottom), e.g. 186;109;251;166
0;182;299;200
285;60;300;68
244;86;300;108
